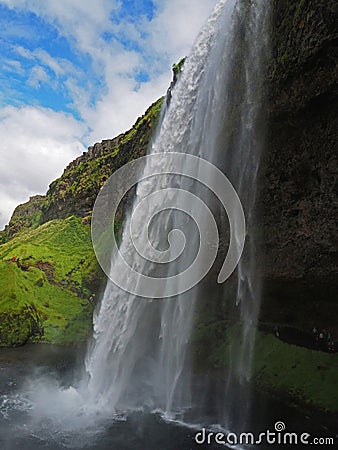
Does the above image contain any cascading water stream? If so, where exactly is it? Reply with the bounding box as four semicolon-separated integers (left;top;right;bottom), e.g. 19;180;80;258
85;0;271;430
0;2;271;447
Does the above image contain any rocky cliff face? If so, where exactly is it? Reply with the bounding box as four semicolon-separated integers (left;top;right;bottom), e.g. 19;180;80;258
42;98;163;223
192;0;338;413
0;0;336;413
0;90;163;347
2;195;45;241
0;98;162;243
259;0;337;327
0;1;336;348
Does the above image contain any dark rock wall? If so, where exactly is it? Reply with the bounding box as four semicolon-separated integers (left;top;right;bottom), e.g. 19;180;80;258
42;98;163;223
262;0;337;284
259;0;337;328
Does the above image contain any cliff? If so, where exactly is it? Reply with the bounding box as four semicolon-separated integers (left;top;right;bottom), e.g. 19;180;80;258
260;0;337;332
42;98;162;223
0;98;162;243
193;0;338;413
0;98;163;345
0;0;336;411
265;0;337;280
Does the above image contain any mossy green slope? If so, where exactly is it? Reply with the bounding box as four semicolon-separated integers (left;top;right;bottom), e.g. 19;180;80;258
0;97;164;346
207;324;338;412
0;195;45;244
252;332;338;412
0;216;101;346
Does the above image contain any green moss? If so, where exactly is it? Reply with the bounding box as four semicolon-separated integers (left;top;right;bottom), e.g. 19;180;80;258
43;97;164;214
210;324;338;412
121;97;163;147
294;0;307;20
0;216;99;346
0;94;165;346
1;196;46;243
252;332;338;412
172;58;186;78
0;305;41;347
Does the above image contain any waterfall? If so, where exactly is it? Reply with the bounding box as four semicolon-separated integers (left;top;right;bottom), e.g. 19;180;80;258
85;0;271;428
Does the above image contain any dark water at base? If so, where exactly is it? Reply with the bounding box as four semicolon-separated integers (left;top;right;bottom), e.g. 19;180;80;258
0;345;224;450
0;410;217;450
0;345;336;450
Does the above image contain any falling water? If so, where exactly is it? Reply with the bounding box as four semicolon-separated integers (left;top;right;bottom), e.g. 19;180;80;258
85;0;271;429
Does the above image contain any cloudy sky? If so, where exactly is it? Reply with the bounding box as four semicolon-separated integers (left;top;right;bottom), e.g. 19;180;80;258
0;0;217;228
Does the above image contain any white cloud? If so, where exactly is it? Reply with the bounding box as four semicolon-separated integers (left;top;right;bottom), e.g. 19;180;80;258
15;44;34;60
150;0;217;60
3;58;25;75
3;0;218;138
27;65;51;89
14;45;81;82
85;72;170;144
0;0;218;227
0;105;86;228
32;49;65;76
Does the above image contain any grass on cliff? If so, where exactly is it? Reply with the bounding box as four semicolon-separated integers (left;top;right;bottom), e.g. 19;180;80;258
252;332;338;412
210;324;338;412
0;216;101;345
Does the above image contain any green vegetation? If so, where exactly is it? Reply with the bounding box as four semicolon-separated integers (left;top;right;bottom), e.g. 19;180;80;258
0;195;46;244
205;324;338;412
1;98;164;243
172;58;186;82
252;332;338;412
0;216;101;346
119;97;163;150
0;96;165;347
43;98;164;222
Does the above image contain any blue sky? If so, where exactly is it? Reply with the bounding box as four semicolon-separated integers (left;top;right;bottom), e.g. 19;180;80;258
0;0;217;228
0;1;156;115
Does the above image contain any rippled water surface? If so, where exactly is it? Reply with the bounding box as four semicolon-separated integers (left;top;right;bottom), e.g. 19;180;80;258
0;345;227;450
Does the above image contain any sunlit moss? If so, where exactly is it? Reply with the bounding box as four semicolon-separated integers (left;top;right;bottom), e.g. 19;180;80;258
0;216;100;346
